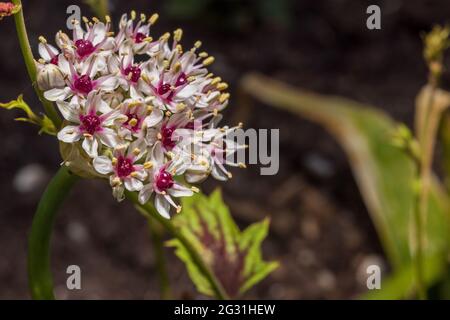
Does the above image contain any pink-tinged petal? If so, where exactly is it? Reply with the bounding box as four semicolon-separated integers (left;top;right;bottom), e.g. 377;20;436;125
91;22;106;46
93;156;113;175
82;136;99;158
57;125;81;143
155;194;171;219
38;43;58;61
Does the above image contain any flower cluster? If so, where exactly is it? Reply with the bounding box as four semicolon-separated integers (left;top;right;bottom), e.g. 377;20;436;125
37;12;245;218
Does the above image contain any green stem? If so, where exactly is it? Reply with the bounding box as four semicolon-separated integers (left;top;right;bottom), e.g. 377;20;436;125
413;176;426;300
126;191;229;300
12;0;61;128
28;166;79;299
146;215;171;299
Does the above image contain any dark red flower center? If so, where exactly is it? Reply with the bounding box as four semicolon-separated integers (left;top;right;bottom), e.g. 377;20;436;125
156;169;174;191
124;113;141;131
134;32;146;43
50;55;59;65
161;125;176;150
175;72;187;87
157;83;174;101
116;156;134;178
80;114;101;135
74;75;93;94
124;65;141;83
75;39;95;58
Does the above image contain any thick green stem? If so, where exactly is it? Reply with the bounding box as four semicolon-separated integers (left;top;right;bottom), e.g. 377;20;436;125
146;215;171;299
126;191;229;300
28;166;79;300
12;0;61;128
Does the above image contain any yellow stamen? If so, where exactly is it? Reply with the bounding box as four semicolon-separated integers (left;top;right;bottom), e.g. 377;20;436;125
174;28;183;42
216;82;228;91
202;56;215;66
144;161;153;169
149;13;159;25
132;148;141;156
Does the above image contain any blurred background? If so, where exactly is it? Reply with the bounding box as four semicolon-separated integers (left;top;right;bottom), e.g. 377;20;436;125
1;0;449;299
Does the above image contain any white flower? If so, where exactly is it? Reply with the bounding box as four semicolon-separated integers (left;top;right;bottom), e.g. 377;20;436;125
44;55;118;102
57;17;114;62
57;92;125;158
203;124;247;181
138;143;193;218
115;12;160;54
117;98;163;141
93;142;148;201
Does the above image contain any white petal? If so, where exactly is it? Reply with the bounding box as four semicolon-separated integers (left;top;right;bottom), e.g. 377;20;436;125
57;125;81;143
124;177;143;191
44;87;70;101
168;184;194;198
96;76;118;91
82;136;99;158
138;184;154;204
151;142;164;164
56;101;79;122
98;128;120;148
175;84;198;99
155;194;171;219
38;43;57;61
93;156;113;175
144;109;163;127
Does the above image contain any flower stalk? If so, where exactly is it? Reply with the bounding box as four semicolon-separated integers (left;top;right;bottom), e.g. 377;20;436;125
146;215;171;299
28;166;79;300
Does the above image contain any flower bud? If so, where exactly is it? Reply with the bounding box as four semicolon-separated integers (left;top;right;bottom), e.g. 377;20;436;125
59;138;103;179
36;63;66;91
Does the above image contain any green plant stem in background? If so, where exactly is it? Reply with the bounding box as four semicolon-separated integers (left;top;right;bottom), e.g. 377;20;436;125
126;191;229;300
413;174;426;300
146;216;171;299
28;166;79;299
12;0;61;128
85;0;109;19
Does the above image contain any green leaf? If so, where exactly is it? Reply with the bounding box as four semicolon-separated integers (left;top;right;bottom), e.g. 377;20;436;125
167;189;278;298
0;95;56;135
240;73;450;296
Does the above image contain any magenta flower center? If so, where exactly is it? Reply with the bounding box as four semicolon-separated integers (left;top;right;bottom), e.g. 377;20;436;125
156;169;174;191
134;32;146;43
50;55;59;65
124;65;141;83
124;113;141;131
74;75;93;94
80;114;102;135
175;73;187;87
75;39;95;58
116;156;135;178
161;125;176;150
157;83;174;101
